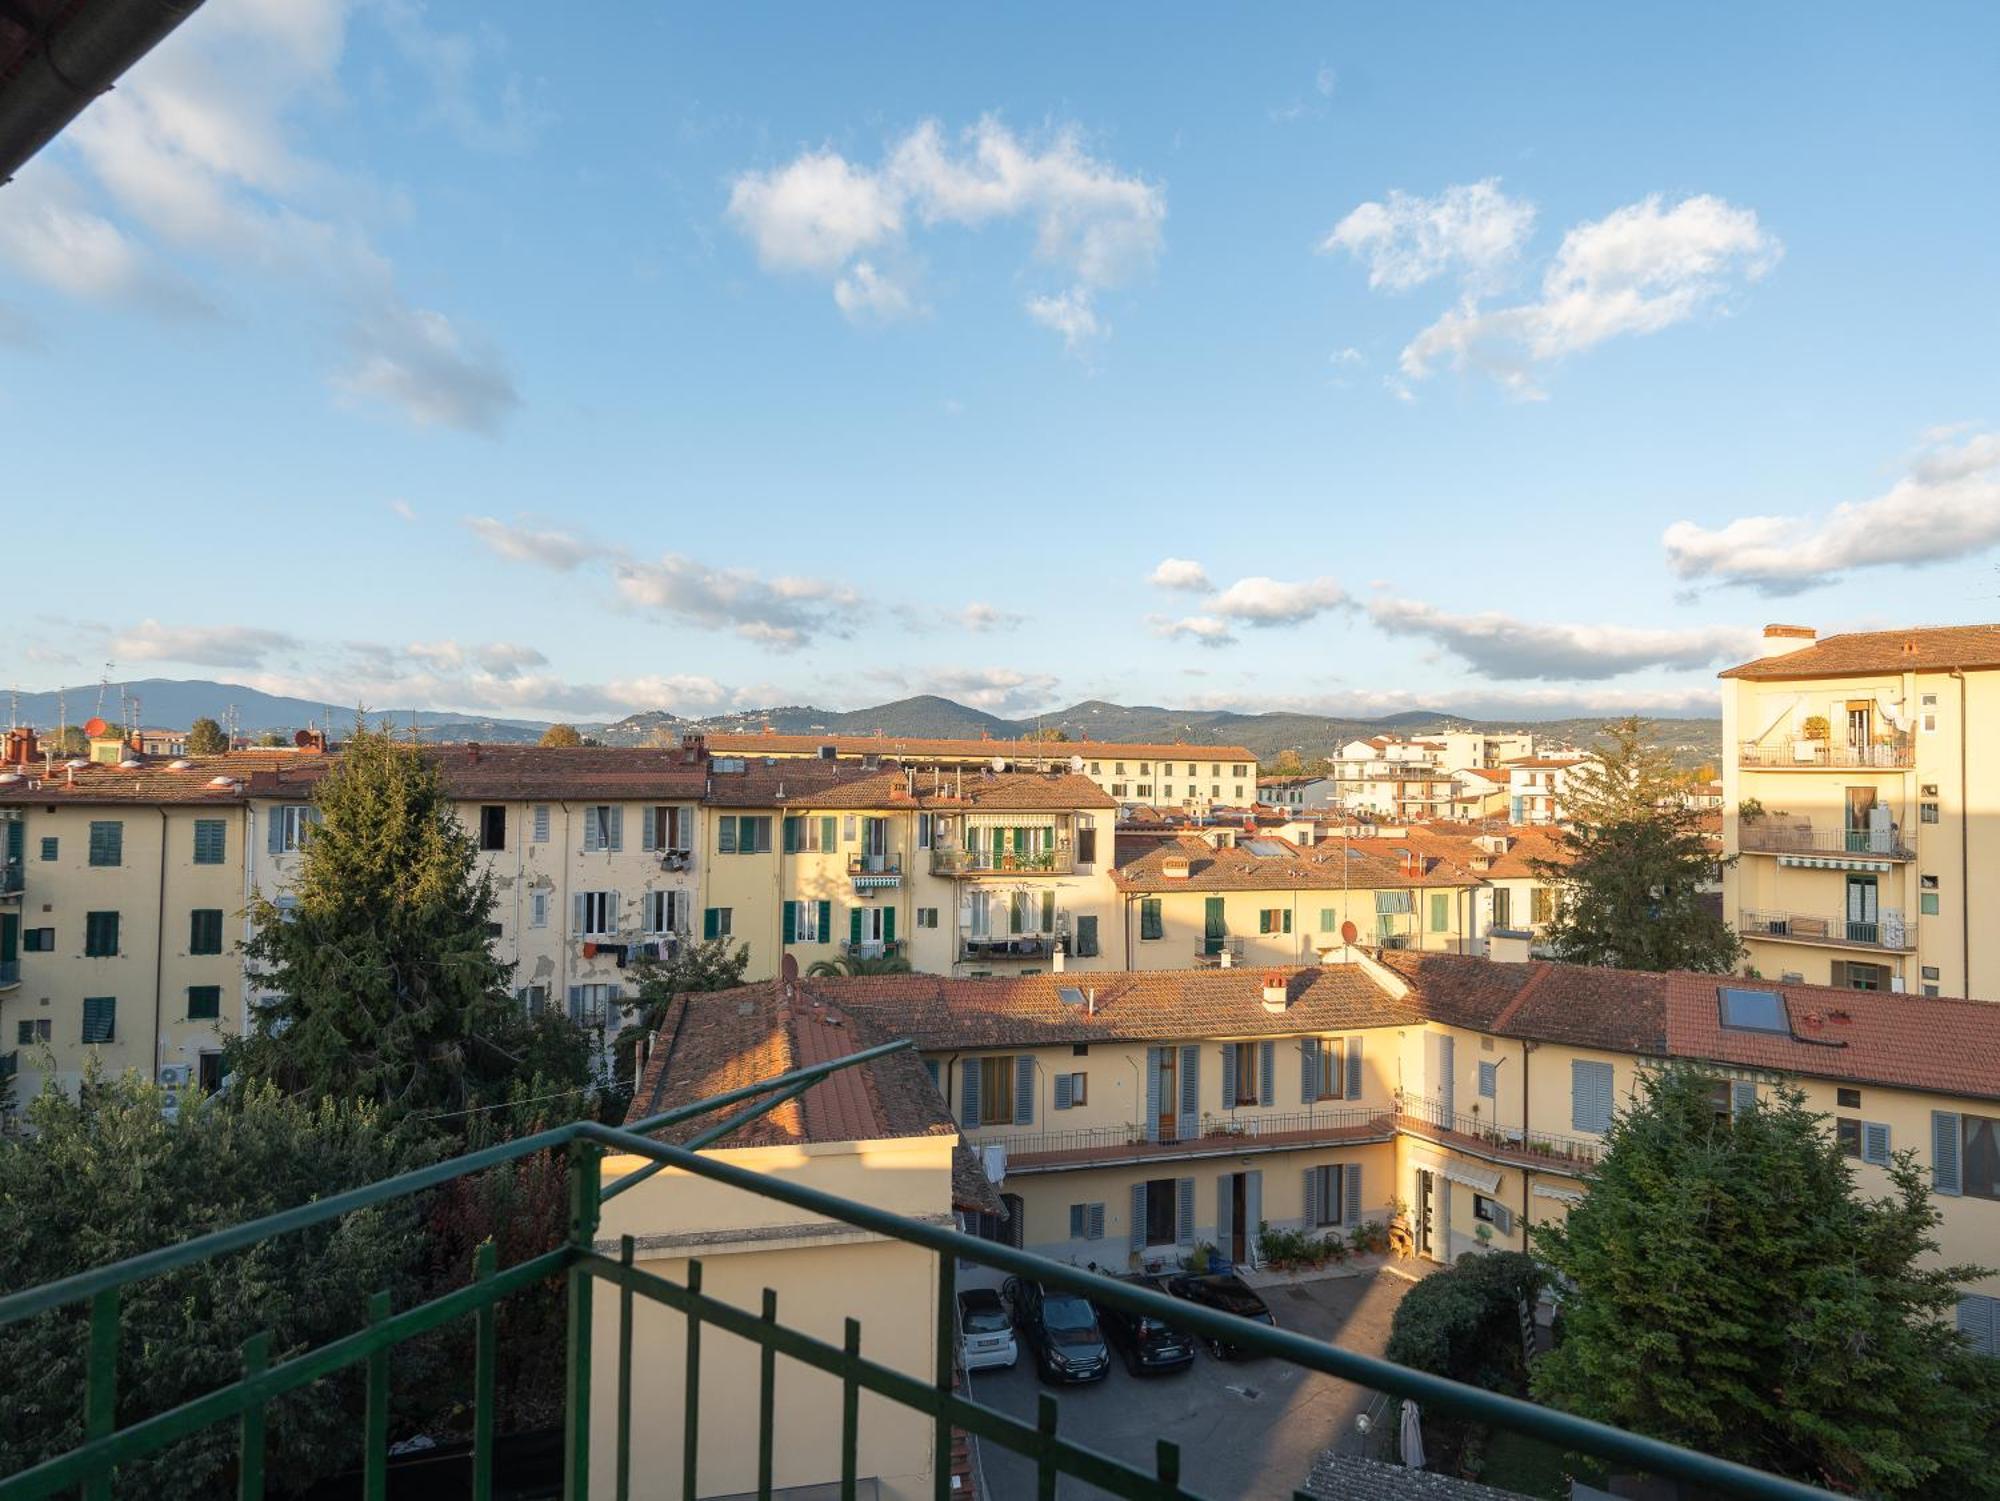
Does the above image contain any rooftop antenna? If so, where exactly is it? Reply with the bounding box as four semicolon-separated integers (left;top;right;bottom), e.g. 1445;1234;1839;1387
224;703;239;750
58;689;68;752
97;663;113;717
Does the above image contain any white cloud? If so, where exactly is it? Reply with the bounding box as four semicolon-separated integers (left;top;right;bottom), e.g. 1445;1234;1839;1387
1149;614;1237;648
1365;597;1758;680
1321;179;1535;293
1663;429;2000;594
371;0;550;153
1395;194;1780;398
1315;65;1337;97
1148;557;1212;592
336;305;519;432
463;516;603;571
0;165;209;316
957;603;1024;632
389;499;417;522
111;619;301;669
1210;575;1348;626
726;116;1163;342
1178;683;1721;720
878;666;1060;716
611;555;861;649
1023;288;1103;353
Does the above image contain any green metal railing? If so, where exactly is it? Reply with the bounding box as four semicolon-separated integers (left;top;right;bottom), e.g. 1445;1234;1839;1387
0;1039;1842;1501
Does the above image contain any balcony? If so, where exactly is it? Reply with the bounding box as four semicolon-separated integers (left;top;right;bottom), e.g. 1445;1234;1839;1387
1736;737;1914;770
1739;908;1913;952
1394;1094;1603;1177
0;958;17;988
958;931;1064;964
0;859;20;897
846;853;903;891
930;844;1074;877
1736;820;1913;861
0;1043;1840;1501
839;938;907;961
987;1106;1394;1173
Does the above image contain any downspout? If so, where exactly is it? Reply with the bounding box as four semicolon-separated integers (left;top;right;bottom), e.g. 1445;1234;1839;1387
1521;1039;1535;1230
557;802;572;1007
152;807;168;1082
1951;670;1970;995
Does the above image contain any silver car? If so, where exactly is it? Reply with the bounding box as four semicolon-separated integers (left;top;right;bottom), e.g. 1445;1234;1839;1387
958;1288;1018;1370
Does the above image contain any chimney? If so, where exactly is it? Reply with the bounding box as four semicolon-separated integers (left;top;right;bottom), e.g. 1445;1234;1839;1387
1162;856;1191;880
1261;972;1289;1012
1759;624;1817;659
2;727;36;766
1487;931;1533;964
1052;944;1066;973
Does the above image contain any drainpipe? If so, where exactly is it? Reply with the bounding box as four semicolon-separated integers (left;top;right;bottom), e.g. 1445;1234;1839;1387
152;807;167;1083
1521;1039;1534;1229
1952;670;1970;995
557;802;572;1006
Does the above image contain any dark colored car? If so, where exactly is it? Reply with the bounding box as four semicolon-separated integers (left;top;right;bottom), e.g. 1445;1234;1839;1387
1165;1272;1277;1359
1002;1276;1111;1384
1092;1273;1195;1376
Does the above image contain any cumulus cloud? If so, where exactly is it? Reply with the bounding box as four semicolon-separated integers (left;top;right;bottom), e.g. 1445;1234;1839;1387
1179;683;1721;721
727;116;1163;343
1149;557;1212;592
611;556;861;649
337;305;519;433
957;603;1024;632
1663;428;2000;595
1321;178;1535;293
866;666;1060;716
0;165;211;317
110;619;302;669
1365;597;1757;680
1023;289;1103;354
463;516;604;571
1149;614;1237;648
1210;575;1348;626
389;499;417;522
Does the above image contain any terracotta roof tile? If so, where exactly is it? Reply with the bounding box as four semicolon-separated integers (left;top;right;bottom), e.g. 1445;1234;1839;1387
0;749;317;806
706;732;1257;763
1719;623;2000;680
1113;834;1480;893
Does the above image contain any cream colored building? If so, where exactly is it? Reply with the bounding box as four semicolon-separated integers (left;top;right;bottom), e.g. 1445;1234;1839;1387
1721;622;2000;998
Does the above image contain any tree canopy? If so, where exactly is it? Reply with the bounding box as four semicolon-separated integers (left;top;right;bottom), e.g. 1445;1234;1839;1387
538;723;583;747
1532;1069;1998;1497
186;716;227;755
1531;717;1741;972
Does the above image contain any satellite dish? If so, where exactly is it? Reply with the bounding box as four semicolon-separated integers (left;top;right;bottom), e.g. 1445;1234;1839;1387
1068;754;1085;773
294;729;315;747
991;756;1007;772
1340;920;1359;945
83;717;109;738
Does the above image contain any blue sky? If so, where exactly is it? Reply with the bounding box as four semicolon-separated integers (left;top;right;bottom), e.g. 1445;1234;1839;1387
4;1;1997;723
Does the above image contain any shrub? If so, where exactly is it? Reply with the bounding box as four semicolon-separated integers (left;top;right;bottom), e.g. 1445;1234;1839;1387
1258;1222;1349;1270
1386;1250;1544;1393
1349;1219;1389;1255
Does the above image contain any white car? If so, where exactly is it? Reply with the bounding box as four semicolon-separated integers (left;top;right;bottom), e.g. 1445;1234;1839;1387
958;1288;1018;1371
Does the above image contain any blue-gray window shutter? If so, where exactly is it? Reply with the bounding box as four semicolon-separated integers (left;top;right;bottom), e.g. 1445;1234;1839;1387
572;893;587;932
1259;1042;1275;1106
1957;1295;1997;1357
1344;1162;1362;1226
1220;1045;1237;1108
1932;1111;1961;1194
1573;1060;1613;1134
1347;1035;1363;1099
1863;1122;1891;1164
608;806;623;851
1053;1073;1073;1111
1175;1178;1195;1248
1438;1033;1456;1119
1069;1203;1085;1239
1014;1056;1035;1125
1180;1046;1199;1118
1145;1047;1163;1142
583;812;600;853
1492;1200;1514;1236
642;809;657;852
1301;1038;1320;1103
1216;1178;1233;1255
1303;1167;1319;1228
1130;1183;1147;1250
1087;1203;1104;1241
1732;1080;1758;1115
266;812;283;856
1478;1061;1498;1099
960;1059;980;1129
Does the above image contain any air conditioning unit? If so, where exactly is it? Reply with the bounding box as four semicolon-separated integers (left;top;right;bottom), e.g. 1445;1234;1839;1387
158;1064;192;1087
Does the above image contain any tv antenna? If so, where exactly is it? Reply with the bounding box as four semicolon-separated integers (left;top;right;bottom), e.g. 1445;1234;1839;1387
97;663;113;717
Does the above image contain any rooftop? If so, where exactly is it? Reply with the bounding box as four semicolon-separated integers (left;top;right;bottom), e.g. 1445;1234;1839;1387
1112;834;1478;892
704;730;1257;763
1719;623;2000;680
0;749;321;806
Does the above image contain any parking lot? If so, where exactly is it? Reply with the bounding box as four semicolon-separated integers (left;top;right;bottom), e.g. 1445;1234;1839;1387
967;1267;1415;1500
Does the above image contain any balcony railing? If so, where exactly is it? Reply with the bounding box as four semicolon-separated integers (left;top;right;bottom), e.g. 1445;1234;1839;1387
0;959;17;987
1739;909;1911;950
986;1107;1394;1171
1736;821;1913;860
958;931;1065;963
846;854;903;890
1394;1094;1604;1174
1736;737;1914;770
0;1039;1844;1501
930;845;1075;877
0;861;21;897
839;938;907;960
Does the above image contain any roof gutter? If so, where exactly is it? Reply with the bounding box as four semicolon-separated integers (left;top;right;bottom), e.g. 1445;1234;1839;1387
1;0;209;183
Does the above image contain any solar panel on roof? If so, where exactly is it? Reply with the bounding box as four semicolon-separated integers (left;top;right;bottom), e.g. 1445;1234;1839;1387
1718;986;1789;1034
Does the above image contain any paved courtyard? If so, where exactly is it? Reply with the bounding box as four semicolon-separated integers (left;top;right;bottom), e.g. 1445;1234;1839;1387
968;1266;1418;1500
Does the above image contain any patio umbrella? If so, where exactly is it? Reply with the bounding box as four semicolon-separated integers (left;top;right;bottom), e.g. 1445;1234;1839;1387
1399;1398;1426;1469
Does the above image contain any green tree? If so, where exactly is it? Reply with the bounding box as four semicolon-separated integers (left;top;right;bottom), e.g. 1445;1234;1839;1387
186;716;227;756
0;1067;434;1496
1387;1249;1544;1392
1531;717;1741;971
1022;726;1070;742
539;723;583;747
806;952;914;978
230;727;592;1127
1532;1070;1999;1497
50;725;87;756
258;730;288;748
1271;748;1304;775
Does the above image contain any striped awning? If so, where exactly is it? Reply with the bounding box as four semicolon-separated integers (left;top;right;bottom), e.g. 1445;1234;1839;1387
1778;855;1893;872
1532;1182;1585;1204
1408;1148;1502;1194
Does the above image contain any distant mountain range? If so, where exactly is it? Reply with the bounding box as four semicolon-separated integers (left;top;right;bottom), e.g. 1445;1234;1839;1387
6;679;1722;765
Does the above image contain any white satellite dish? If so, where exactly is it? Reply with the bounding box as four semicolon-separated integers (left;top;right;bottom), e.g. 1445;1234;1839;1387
990;756;1007;773
1068;754;1085;773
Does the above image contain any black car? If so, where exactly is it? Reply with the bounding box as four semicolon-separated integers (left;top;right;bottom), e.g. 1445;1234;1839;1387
1165;1272;1277;1359
1091;1274;1195;1376
1002;1276;1111;1384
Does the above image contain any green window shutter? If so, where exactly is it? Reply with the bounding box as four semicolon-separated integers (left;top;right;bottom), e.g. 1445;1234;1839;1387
849;906;862;946
1141;899;1162;940
1041;891;1054;932
817;900;831;942
1283;909;1293;934
782;816;799;853
703;907;719;940
85;911;120;957
782;902;797;944
1259;909;1272;934
89;821;123;867
81;997;115;1044
193;819;225;865
187;985;221;1020
882;906;895;944
718;819;737;854
1320;908;1335;932
190;909;223;955
822;816;837;851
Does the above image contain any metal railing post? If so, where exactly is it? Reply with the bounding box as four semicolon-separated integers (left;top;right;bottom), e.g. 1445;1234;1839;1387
565;1138;602;1500
237;1331;269;1501
472;1242;497;1501
82;1288;118;1501
934;1250;955;1501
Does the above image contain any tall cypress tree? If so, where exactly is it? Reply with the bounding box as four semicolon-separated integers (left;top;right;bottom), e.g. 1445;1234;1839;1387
233;727;585;1123
1531;716;1741;972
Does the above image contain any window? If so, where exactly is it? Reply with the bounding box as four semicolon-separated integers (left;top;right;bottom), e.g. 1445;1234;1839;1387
1088;763;1100;775
88;820;123;867
1232;764;1248;777
189;909;224;955
1959;1294;1999;1358
1076;824;1097;864
1571;1059;1614;1134
582;805;622;852
1067;1203;1106;1241
16;1019;50;1045
1837;1087;1861;1108
577;891;616;936
1231;1041;1258;1106
1922;892;1940;916
569;983;613;1028
23;928;53;952
1053;1071;1087;1109
1136;785;1153;799
1110;783;1127;798
979;1057;1015;1126
187;985;221;1020
916;812;933;849
81;997;115;1044
1072;915;1099;958
647;806;691;852
643;890;686;934
1836;1118;1862;1157
192;819;226;865
1114;762;1126;775
479;805;506;851
916;907;938;929
531;890;549;928
1478;1060;1497;1099
1921;801;1940;824
1956;1113;2000;1201
1472;1195;1515;1234
1320;908;1336;932
1257;908;1293;934
1429;893;1450;932
1718;986;1788;1033
1142;1178;1177;1247
532;805;551;843
1491;888;1512;928
1139;899;1163;941
1838;961;1887;991
724;815;772;854
783;899;832;944
1530;887;1553;925
276;805;313;854
39;836;57;861
1307;1164;1349;1227
964;1192;1024;1254
85;911;120;957
1312;1038;1345;1100
199;1052;224;1093
701;907;733;939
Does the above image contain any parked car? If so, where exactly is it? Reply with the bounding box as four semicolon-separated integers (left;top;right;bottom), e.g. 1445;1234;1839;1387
1001;1276;1111;1383
1091;1273;1195;1376
957;1288;1018;1371
1165;1272;1277;1359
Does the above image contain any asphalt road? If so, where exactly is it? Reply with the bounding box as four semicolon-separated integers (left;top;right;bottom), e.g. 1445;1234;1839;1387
967;1267;1414;1500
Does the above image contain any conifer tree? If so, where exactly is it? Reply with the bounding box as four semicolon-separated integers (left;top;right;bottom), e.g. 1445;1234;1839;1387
186;716;227;755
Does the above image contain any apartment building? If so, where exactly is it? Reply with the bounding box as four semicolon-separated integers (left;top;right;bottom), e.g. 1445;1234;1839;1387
703;732;1258;811
1503;755;1591;825
1257;773;1336;810
802;952;2000;1344
1452;766;1513;819
1720;622;2000;998
704;759;1120;981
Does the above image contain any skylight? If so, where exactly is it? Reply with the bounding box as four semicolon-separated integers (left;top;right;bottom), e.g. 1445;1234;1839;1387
1057;986;1087;1008
1244;839;1287;857
1718;986;1790;1035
